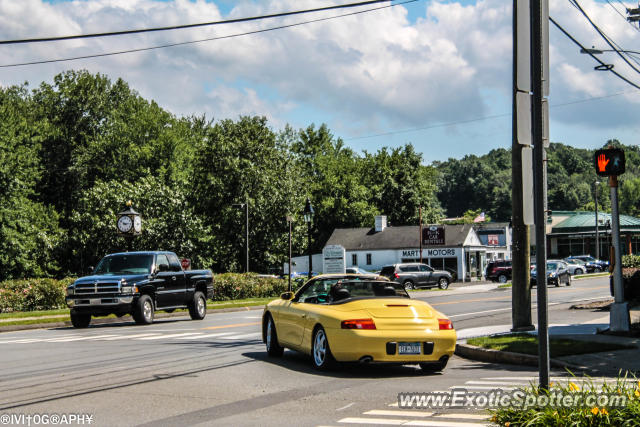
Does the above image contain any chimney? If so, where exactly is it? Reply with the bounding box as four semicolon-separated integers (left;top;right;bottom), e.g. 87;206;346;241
375;215;387;232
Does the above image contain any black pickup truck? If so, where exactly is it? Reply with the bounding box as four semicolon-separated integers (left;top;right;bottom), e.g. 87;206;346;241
65;251;213;328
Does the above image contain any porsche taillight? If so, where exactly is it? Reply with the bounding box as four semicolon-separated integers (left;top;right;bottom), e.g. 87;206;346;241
438;319;453;330
341;319;376;330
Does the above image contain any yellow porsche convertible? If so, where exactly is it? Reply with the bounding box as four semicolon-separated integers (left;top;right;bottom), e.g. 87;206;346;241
262;274;456;371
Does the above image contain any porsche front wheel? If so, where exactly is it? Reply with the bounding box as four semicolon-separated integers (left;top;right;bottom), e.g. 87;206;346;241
311;326;335;370
265;315;284;357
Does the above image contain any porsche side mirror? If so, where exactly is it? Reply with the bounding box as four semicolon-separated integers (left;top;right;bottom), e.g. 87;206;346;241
280;292;294;301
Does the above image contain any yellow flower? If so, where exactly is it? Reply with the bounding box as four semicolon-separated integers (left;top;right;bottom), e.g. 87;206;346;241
505;422;510;427
600;408;608;415
569;382;580;392
635;390;640;398
591;407;599;415
637;380;640;389
549;382;554;387
490;415;497;422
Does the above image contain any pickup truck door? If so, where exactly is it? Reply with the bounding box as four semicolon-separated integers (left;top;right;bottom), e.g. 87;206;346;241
155;254;186;308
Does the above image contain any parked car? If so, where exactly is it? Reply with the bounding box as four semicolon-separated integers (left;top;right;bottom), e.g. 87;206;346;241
346;267;373;275
531;260;571;287
565;255;608;273
485;260;512;283
65;251;213;328
379;263;452;290
263;278;456;371
563;258;589;275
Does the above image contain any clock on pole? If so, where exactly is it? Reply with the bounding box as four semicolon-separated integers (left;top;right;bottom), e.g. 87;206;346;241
117;201;142;252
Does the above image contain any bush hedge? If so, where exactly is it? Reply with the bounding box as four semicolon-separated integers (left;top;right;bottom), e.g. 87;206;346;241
212;273;301;301
0;278;74;313
0;274;303;312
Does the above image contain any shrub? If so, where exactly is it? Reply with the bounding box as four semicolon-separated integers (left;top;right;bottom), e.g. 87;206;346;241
622;254;640;269
212;273;300;301
489;374;640;426
0;278;74;312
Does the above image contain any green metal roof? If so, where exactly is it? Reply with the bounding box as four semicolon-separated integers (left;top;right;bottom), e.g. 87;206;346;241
551;211;640;233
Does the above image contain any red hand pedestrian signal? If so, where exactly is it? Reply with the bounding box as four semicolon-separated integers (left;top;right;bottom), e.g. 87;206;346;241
597;154;609;172
594;148;625;176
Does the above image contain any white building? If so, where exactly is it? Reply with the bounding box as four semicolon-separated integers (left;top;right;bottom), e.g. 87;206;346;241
286;216;509;281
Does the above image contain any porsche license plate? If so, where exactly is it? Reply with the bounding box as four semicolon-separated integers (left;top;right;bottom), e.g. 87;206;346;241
398;342;421;355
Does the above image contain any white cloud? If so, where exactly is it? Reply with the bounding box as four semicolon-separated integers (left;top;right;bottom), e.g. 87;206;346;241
0;0;638;154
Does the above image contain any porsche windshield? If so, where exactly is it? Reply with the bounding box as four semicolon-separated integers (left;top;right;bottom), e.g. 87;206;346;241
329;281;409;302
94;254;154;275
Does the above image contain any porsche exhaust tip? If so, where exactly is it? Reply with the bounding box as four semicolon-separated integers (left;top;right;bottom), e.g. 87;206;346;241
359;356;373;364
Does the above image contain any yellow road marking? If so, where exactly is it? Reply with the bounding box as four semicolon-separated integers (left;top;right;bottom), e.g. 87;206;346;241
202;321;261;330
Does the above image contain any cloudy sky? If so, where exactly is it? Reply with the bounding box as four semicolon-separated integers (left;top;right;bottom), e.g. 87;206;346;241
0;0;638;162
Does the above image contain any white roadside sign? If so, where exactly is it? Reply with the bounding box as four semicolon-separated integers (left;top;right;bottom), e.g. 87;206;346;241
323;245;345;274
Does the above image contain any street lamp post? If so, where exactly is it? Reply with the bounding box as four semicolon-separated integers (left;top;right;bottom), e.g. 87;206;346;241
233;197;249;273
595;181;600;260
303;198;314;279
286;215;294;292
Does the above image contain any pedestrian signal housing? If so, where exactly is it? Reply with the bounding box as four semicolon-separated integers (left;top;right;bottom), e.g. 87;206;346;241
594;148;625;177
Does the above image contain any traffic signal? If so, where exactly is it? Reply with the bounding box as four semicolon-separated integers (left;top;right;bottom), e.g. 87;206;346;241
594;148;625;176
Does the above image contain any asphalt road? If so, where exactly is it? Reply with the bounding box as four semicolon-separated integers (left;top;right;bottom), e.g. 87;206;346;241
0;276;612;427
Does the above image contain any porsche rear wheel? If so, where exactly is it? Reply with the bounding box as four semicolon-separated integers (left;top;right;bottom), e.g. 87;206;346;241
311;326;335;370
265;315;284;357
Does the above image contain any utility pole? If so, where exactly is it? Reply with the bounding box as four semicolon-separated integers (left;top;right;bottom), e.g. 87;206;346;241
532;0;551;391
511;0;534;332
419;206;423;264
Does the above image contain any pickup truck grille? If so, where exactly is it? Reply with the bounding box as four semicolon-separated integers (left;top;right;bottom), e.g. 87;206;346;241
75;282;120;295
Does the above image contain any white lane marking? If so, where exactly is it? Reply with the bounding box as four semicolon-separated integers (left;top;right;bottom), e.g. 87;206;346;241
339;418;486;427
138;333;203;340
100;333;160;340
337;403;355;411
404;420;487;427
482;377;621;381
453;386;518;390
435;414;488;420
449;308;510;318
338;418;404;425
220;332;261;340
465;381;529;386
244;316;261;319
364;410;433;418
450;297;612;319
46;334;117;342
176;332;235;339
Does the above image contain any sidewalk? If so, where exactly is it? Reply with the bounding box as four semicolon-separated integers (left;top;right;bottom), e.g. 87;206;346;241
456;310;640;376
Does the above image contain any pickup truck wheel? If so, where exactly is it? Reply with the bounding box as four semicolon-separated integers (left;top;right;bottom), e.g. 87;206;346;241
133;294;154;325
438;277;449;290
403;280;414;290
265;315;284;357
189;291;207;320
70;311;91;328
498;274;508;284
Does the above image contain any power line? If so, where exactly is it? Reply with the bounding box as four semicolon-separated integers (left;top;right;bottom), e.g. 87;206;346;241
344;90;637;141
550;15;640;91
0;0;394;45
0;0;417;68
570;0;640;73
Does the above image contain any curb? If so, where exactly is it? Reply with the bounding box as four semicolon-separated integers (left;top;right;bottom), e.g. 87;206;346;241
0;305;265;333
454;342;589;372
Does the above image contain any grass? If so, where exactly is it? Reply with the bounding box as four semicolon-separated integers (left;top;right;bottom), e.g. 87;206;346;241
573;272;610;279
498;283;512;288
467;333;632;357
0;297;274;328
